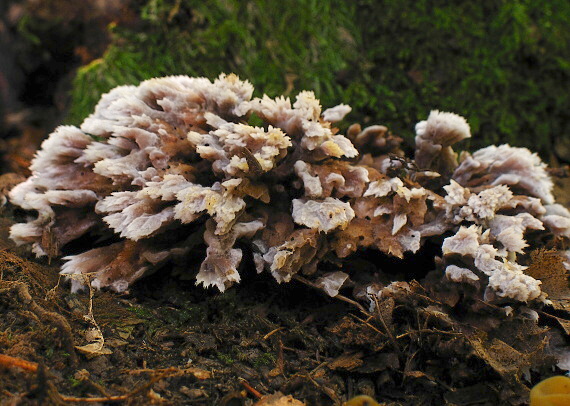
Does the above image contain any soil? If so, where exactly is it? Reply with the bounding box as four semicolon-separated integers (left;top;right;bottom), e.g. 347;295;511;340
0;222;566;406
1;2;570;405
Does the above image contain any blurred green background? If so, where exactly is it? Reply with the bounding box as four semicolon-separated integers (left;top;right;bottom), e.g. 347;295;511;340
33;0;570;156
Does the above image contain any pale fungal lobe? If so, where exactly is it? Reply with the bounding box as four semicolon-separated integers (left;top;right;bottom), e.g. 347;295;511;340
321;104;352;122
442;225;543;302
9;73;364;294
445;265;480;284
315;271;350;297
453;144;554;204
292;198;355;233
414;110;471;172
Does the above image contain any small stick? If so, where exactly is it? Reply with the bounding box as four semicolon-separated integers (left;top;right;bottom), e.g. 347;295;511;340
123;367;212;380
292;275;368;314
335;293;369;315
263;327;284;340
396;329;463;339
372;295;402;357
348;313;384;336
275;338;284;376
60;368;175;403
309;361;328;376
0;353;38;373
2;390;16;398
238;377;263;399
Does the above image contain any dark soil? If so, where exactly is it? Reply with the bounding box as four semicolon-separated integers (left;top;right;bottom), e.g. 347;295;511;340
0;228;565;406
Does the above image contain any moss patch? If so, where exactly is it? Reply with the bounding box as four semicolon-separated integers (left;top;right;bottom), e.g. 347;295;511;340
67;0;570;158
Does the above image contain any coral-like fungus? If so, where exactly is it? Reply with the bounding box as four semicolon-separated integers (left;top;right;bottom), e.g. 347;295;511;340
9;74;570;310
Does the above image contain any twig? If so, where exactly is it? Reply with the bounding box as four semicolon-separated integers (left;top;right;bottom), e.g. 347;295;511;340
74;275;109;356
309;361;328;376
275;338;284;376
293;373;341;404
85;378;111;398
348;313;384;336
238;377;263;399
372;295;401;356
263;327;284;340
396;329;463;339
292;274;368;314
60;368;177;403
123;367;212;380
45;275;63;301
335;293;369;315
2;390;17;398
0;353;39;373
19;309;41;325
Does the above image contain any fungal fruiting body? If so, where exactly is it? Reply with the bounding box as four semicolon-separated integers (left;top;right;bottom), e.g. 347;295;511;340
9;74;569;308
530;375;570;406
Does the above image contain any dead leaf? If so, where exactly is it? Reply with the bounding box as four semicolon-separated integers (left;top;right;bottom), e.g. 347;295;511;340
105;338;129;347
328;352;364;371
526;249;570;300
552;316;570;336
465;331;530;378
254;392;305;406
116;324;137;340
443;383;499;405
75;343;112;357
186;367;212;380
538;311;570;336
550;298;570;313
354;352;399;373
75;327;112;357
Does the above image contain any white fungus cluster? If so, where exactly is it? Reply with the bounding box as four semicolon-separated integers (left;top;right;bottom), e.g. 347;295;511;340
8;74;569;307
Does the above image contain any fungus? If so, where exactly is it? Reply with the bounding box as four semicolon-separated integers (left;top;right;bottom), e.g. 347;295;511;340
440;225;544;302
292;198;355;233
453;144;554;204
530;375;570;406
321;104;351;123
445;265;480;286
414;110;471;175
541;204;570;238
315;271;349;297
10;74;361;292
8;74;569;309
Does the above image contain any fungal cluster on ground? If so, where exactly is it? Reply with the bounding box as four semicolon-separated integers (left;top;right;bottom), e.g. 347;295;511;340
8;74;570;312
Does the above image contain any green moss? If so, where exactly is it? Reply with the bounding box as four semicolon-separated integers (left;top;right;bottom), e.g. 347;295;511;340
352;0;570;153
128;305;154;319
68;0;357;125
253;352;276;368
68;377;82;387
156;304;206;326
216;352;235;365
68;0;570;156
